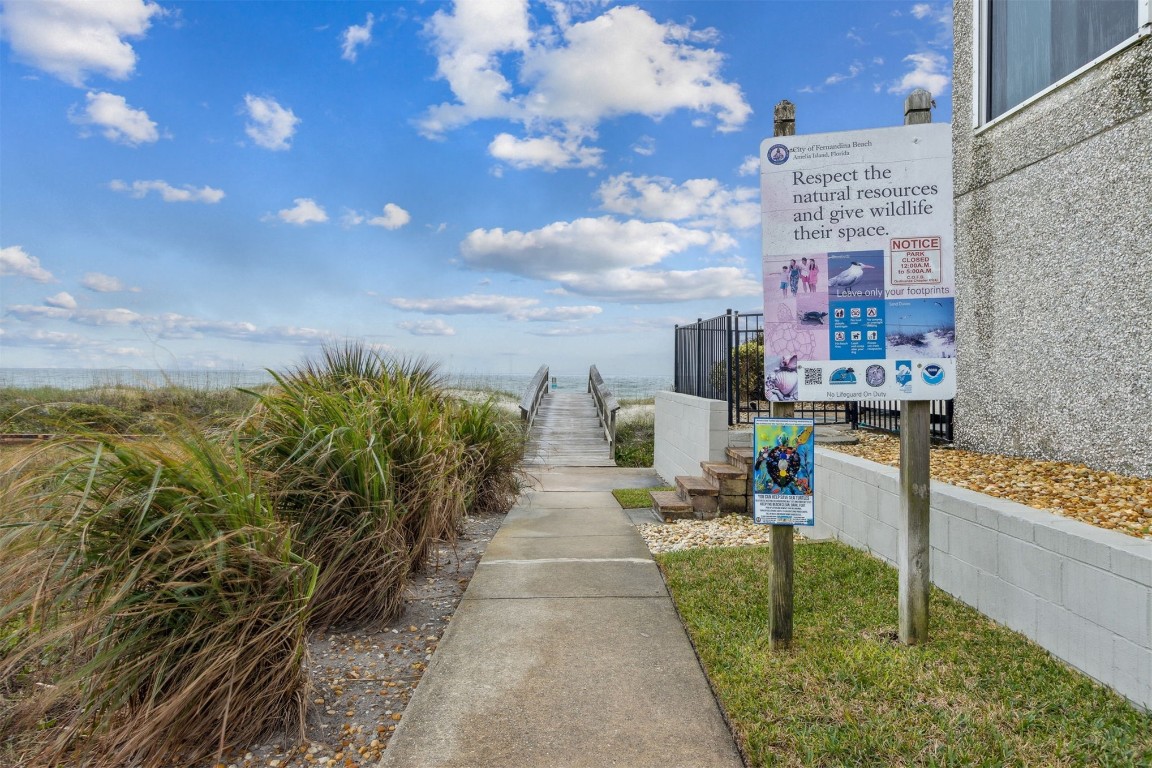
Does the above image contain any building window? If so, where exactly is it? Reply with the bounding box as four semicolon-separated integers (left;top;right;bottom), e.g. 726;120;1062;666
981;0;1147;122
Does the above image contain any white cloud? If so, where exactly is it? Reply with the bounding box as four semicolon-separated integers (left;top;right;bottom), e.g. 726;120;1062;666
242;94;300;151
519;7;750;131
0;245;55;282
488;133;603;171
0;0;162;86
398;319;456;336
511;305;602;322
276;198;328;225
419;0;533;136
632;135;656;157
825;62;863;86
388;293;601;323
389;294;539;315
462;217;726;277
109;179;224;203
81;272;135;292
369;203;411;229
341;13;374;62
71;307;144;326
70;91;159;145
4;304;72;320
44;291;77;309
888;51;950;95
5;299;331;346
420;2;750;170
0;328;90;349
553;266;758;302
459;216;753;302
737;155;759;177
596;173;758;230
911;4;934;20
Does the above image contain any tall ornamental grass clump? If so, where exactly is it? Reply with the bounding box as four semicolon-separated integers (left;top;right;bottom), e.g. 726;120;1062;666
0;428;316;768
451;396;525;516
242;344;524;628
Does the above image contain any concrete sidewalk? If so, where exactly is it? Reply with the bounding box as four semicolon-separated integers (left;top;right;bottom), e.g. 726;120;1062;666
377;466;744;768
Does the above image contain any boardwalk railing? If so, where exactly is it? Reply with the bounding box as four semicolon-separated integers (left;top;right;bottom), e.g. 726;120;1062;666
588;365;620;460
519;364;550;428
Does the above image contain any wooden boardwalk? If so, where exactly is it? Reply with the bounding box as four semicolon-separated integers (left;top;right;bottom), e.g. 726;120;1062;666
525;392;616;467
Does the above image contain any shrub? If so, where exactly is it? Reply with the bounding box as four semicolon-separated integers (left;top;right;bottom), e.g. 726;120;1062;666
241;343;522;628
0;428;315;768
709;334;765;404
615;410;655;468
451;396;526;517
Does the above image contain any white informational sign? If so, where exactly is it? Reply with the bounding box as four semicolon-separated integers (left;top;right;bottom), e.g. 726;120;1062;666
752;417;816;526
761;123;955;401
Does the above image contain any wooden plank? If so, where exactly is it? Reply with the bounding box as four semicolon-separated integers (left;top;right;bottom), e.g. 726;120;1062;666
525;392;617;467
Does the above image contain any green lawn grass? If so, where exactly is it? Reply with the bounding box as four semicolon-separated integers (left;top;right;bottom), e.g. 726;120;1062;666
612;486;674;508
659;541;1152;767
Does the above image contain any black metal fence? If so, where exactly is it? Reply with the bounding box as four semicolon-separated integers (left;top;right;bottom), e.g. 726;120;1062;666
674;310;953;441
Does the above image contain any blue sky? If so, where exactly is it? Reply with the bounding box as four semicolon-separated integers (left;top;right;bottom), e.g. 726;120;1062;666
0;0;953;376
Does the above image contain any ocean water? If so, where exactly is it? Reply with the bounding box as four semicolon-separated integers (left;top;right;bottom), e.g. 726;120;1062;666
0;369;673;401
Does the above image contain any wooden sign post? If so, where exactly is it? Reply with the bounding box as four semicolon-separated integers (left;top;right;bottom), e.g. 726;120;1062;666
768;99;797;651
898;89;935;645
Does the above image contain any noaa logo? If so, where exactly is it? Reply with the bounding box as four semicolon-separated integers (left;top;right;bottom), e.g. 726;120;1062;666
766;144;790;165
921;364;945;385
829;367;856;385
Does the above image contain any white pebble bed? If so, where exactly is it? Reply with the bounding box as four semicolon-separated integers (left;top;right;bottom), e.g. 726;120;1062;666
637;514;799;554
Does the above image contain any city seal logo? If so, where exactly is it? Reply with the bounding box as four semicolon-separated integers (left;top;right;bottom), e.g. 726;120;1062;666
829;367;856;385
766;143;790;165
865;364;886;388
921;364;945;385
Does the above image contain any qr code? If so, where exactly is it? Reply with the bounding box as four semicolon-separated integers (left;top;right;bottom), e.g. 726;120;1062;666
804;367;823;385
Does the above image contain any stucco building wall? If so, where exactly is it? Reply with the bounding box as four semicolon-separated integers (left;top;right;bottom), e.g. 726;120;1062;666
952;3;1152;476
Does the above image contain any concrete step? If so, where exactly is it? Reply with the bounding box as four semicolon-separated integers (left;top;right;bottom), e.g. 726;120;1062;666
676;474;717;497
727;446;753;466
651;490;693;522
701;461;746;495
674;476;719;520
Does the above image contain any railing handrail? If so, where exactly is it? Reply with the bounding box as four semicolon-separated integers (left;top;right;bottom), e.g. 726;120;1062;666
519;364;550;428
587;365;620;460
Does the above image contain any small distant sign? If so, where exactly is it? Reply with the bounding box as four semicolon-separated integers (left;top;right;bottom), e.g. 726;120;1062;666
752;417;816;526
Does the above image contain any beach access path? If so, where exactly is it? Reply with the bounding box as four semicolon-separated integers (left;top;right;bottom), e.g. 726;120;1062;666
376;465;744;768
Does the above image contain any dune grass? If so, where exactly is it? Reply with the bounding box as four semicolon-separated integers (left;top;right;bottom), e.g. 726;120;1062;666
0;384;258;435
0;343;526;767
659;541;1152;767
0;428;315;767
614;408;655;468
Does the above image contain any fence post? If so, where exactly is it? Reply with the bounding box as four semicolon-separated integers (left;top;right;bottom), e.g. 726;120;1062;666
768;99;797;651
725;309;735;426
898;88;934;645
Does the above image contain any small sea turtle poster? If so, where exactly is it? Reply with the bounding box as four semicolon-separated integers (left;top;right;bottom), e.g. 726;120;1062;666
752;417;816;526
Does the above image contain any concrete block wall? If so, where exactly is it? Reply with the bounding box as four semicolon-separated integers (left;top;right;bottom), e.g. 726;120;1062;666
653;392;728;486
815;449;1152;711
